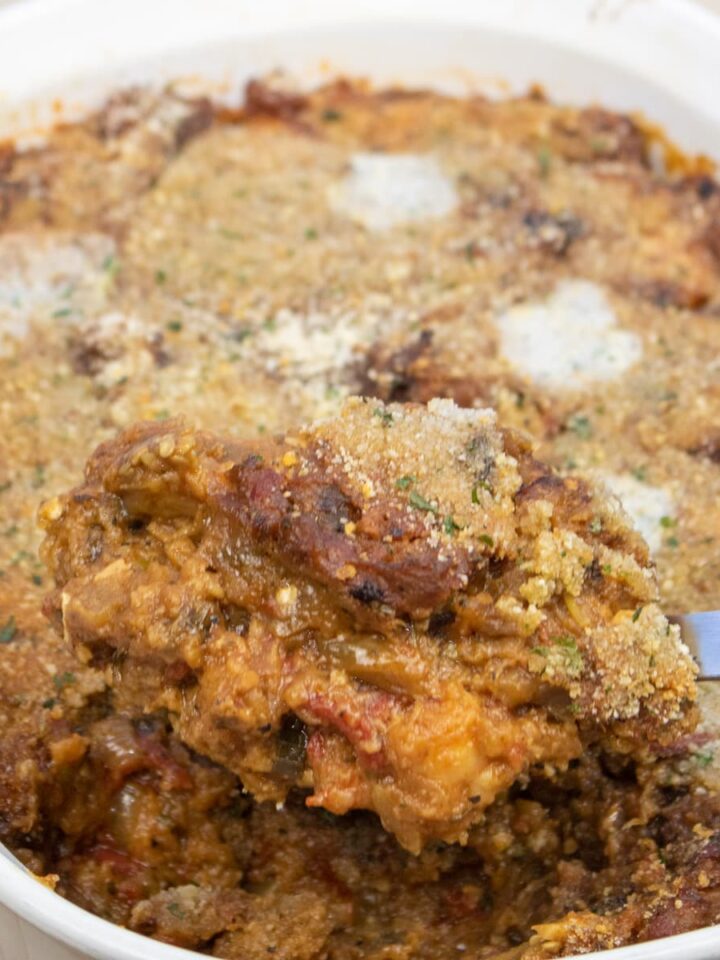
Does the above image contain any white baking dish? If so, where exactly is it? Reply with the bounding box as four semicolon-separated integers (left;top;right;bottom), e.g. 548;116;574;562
0;0;719;957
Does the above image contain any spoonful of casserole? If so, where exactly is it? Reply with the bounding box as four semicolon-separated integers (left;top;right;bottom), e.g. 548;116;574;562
39;398;698;853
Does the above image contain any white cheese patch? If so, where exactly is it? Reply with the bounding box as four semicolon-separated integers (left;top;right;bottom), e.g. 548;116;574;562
495;279;642;390
600;472;675;554
257;307;368;383
329;153;458;231
0;232;115;355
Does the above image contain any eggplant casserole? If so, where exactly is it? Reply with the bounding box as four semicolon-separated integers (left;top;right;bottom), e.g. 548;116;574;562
1;78;720;959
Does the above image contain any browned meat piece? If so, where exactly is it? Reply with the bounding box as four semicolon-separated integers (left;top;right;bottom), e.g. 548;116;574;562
40;398;697;852
130;885;343;959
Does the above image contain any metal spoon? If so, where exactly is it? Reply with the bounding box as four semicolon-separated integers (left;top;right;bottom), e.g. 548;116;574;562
671;611;720;680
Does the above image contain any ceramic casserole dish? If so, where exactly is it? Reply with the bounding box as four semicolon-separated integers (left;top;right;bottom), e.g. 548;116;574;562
0;0;719;957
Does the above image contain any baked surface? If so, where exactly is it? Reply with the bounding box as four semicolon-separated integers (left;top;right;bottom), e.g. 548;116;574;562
0;79;719;957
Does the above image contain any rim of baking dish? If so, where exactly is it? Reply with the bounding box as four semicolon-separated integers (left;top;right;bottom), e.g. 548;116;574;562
2;840;720;960
0;1;719;959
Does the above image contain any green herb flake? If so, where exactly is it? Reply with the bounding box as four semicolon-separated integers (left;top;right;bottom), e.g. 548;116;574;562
554;636;584;673
31;573;43;586
53;671;76;691
322;108;343;122
395;475;415;491
373;407;394;427
666;535;680;549
695;751;714;768
589;518;603;534
154;409;171;421
659;515;676;528
0;480;11;493
31;464;46;488
52;307;72;319
155;269;167;285
537;145;553;178
102;254;119;276
632;606;644;623
443;516;461;536
0;616;17;644
42;698;56;710
304;227;318;241
479;533;494;547
590;136;611;155
632;466;648;482
567;414;592;440
471;480;491;504
167;902;186;919
602;564;612;575
166;320;183;332
408;490;438;514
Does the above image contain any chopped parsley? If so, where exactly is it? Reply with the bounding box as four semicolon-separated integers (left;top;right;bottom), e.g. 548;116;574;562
537;145;552;178
533;636;584;675
31;464;46;488
304;227;318;241
373;407;394;427
659;516;676;528
0;480;11;494
167;902;186;919
42;698;56;710
695;751;714;768
589;518;603;534
395;475;415;491
52;307;72;319
0;616;17;644
479;533;494;547
166;320;183;332
443;516;461;536
567;414;592;440
631;466;648;482
666;535;680;549
31;573;43;586
590;136;611;155
102;254;119;276
53;671;76;691
408;490;437;514
155;269;167;285
632;606;643;623
471;480;491;504
322;108;343;122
